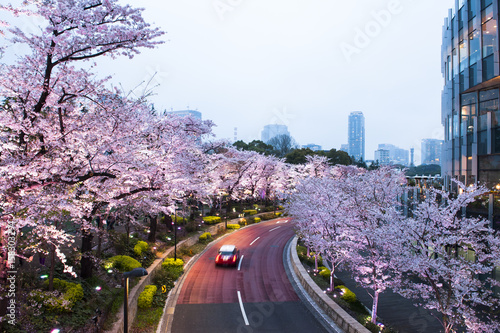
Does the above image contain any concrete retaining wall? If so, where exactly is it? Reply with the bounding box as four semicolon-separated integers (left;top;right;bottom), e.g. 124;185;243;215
290;237;370;333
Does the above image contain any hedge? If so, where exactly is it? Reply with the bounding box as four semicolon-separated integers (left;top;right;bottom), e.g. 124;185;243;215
104;255;142;272
138;285;157;308
162;258;184;280
34;278;84;312
254;217;261;223
243;209;257;216
335;285;357;303
319;267;331;281
199;232;212;242
227;224;240;229
203;216;221;225
171;215;187;224
134;240;149;256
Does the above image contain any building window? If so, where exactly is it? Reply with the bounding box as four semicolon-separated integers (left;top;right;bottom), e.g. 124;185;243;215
483;54;495;81
482;7;497;59
469;0;478;19
470;63;478;86
448;55;453;81
479;88;499;113
493;127;500;153
469;30;481;65
481;0;493;10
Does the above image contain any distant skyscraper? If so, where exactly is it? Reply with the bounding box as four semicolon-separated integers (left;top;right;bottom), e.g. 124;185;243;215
374;149;390;165
348;111;365;161
165;109;202;120
421;139;443;166
340;144;349;153
261;124;290;143
376;144;409;166
410;148;415;167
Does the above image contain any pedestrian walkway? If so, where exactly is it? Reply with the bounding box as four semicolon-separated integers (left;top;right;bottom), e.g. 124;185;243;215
335;269;443;333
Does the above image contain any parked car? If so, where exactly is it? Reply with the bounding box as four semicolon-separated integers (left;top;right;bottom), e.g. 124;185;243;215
215;245;240;267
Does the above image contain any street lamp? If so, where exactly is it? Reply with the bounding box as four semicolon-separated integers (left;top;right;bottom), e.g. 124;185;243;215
173;207;177;261
123;267;148;333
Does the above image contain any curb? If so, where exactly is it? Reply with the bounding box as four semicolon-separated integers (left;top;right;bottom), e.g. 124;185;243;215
289;236;370;333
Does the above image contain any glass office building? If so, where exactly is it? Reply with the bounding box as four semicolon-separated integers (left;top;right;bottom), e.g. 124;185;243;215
348;111;365;162
442;0;500;191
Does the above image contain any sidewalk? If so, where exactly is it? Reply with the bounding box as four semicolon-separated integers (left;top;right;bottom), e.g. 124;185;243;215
334;269;443;333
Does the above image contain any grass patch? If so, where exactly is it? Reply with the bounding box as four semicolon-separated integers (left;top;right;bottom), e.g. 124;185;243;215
131;307;164;332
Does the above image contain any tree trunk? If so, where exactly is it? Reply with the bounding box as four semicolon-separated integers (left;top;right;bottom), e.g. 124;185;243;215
371;290;380;324
148;215;157;243
96;216;102;258
80;229;93;279
48;243;56;291
330;263;335;292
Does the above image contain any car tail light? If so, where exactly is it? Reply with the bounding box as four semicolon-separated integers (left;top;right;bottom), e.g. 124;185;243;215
232;255;237;263
216;254;221;263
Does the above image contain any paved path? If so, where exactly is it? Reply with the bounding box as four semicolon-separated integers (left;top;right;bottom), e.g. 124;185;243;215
335;268;444;333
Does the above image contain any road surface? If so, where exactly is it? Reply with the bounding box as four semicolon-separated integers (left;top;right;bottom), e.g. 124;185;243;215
171;218;332;333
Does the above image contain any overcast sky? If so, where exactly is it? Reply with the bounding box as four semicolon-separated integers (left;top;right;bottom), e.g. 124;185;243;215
3;0;457;163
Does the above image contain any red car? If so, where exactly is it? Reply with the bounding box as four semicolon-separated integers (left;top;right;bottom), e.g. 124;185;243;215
215;245;240;267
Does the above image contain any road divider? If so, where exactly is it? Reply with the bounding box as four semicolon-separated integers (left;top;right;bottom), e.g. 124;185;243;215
250;237;260;246
237;291;249;326
238;255;244;271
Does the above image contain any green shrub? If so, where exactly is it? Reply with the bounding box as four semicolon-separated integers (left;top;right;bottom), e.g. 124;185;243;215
162;258;184;280
275;212;283;217
171;215;187;224
134;240;149;256
34;278;84;313
336;285;357;303
104;255;142;272
365;322;382;333
138;285;157;309
260;212;275;220
319;267;331;281
243;209;257;216
296;245;307;256
198;232;213;243
227;224;240;229
202;216;221;225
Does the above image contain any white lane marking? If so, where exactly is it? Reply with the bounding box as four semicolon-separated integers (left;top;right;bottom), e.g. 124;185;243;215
237;291;249;326
238;255;244;271
250;237;260;246
269;226;281;232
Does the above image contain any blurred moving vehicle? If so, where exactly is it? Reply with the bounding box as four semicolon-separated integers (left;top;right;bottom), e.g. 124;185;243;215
215;245;240;267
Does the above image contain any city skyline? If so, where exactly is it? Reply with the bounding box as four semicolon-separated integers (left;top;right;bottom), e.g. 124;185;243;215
1;0;456;161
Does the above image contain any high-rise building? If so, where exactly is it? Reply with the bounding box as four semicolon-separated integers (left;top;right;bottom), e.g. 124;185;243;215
165;109;202;120
340;144;349;153
376;144;409;166
348;111;365;161
421;139;443;166
261;124;290;143
374;149;390;165
441;0;500;189
410;148;415;167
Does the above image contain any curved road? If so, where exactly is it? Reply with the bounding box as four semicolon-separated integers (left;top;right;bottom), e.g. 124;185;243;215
170;218;331;333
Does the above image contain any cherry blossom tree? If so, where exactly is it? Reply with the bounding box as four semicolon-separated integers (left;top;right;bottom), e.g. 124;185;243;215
287;171;356;292
0;0;165;281
388;182;500;333
341;166;406;324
